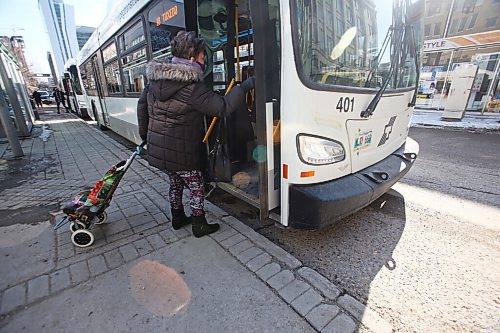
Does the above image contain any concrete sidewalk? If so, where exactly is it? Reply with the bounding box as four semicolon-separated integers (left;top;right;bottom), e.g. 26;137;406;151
0;107;391;333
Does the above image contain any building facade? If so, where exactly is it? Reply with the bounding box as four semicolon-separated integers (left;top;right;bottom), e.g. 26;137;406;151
76;26;96;50
419;0;500;111
38;0;80;81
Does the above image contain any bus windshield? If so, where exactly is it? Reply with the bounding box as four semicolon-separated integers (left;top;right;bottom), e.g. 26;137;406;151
291;0;422;90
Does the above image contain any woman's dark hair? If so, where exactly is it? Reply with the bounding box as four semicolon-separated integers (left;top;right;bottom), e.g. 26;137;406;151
171;31;205;59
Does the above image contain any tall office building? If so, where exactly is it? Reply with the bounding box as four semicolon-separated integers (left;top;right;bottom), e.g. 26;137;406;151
38;0;80;81
76;26;96;50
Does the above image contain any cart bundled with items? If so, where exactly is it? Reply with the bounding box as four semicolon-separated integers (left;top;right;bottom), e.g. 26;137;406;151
54;142;145;247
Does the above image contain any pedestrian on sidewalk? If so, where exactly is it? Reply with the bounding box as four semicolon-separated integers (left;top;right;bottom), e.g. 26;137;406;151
137;30;255;237
32;90;42;108
52;87;64;114
60;90;70;113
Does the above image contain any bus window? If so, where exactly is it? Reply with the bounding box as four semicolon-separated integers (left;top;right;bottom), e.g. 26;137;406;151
102;42;118;63
80;61;97;96
119;21;147;94
121;47;147;93
118;21;146;53
148;0;186;62
291;0;422;90
69;65;82;95
104;60;122;94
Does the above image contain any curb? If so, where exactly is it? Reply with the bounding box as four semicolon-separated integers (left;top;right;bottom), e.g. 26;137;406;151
205;207;394;333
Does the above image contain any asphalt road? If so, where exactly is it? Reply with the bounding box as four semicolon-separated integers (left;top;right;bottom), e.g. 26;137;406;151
210;127;500;333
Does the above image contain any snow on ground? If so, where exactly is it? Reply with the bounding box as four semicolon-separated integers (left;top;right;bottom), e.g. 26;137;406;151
39;124;53;142
411;110;500;131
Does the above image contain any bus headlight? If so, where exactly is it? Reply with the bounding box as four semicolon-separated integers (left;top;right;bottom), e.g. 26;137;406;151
297;134;345;165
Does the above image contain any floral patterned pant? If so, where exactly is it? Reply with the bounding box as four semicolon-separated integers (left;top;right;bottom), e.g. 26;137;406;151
166;170;204;216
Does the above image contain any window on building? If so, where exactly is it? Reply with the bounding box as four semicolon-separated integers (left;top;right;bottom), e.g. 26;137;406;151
468;13;478;29
462;0;477;13
424;24;431;36
427;3;441;16
458;17;467;32
148;0;186;62
433;22;441;36
486;17;497;28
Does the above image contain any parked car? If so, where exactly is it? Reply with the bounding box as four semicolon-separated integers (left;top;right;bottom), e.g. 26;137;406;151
39;90;53;104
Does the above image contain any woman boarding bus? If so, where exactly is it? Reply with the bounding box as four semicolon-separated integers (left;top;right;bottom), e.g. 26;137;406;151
77;0;423;229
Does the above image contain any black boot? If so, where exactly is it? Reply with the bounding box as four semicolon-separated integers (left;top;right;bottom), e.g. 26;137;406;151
192;215;219;238
171;208;191;230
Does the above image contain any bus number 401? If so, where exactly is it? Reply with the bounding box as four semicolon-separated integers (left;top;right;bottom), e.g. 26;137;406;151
336;97;354;112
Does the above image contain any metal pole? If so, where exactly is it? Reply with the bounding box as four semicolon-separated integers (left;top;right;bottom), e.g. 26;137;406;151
443;0;455;38
0;88;24;157
0;55;30;136
17;83;34;130
439;49;455;110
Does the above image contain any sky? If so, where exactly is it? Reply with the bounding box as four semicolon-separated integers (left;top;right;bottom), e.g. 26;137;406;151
0;0;109;73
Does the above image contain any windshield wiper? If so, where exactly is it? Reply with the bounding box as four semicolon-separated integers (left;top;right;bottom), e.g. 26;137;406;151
360;25;405;118
407;26;420;107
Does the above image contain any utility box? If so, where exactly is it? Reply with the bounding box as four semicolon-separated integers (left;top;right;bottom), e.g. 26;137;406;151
442;64;478;120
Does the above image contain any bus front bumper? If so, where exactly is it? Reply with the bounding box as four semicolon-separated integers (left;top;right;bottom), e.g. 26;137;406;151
288;137;419;229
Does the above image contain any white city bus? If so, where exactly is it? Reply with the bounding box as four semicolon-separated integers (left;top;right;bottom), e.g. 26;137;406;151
62;58;88;118
77;0;423;229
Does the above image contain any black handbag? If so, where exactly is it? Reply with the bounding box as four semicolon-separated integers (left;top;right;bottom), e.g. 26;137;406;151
208;119;233;182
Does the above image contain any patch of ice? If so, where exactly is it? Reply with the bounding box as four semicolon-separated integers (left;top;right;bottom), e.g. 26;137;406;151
39;124;53;142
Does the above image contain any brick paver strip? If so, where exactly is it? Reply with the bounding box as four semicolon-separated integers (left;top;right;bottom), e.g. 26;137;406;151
322;313;357;333
236;246;263;264
69;261;90;285
306;304;340;331
50;268;71;293
256;262;282;281
220;233;246;249
212;226;238;242
133;238;154;256
146;234;167;250
246;253;272;272
1;283;26;314
222;216;301;269
171;227;191;239
297;267;341;300
87;255;109;276
228;239;253;256
119;244;140;262
278;279;311;303
27;275;49;303
337;294;392;333
104;249;125;269
267;270;295;290
160;229;179;244
291;288;324;316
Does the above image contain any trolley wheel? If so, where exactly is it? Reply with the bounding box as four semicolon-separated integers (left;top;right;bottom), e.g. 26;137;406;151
70;221;87;232
94;211;108;225
71;229;94;248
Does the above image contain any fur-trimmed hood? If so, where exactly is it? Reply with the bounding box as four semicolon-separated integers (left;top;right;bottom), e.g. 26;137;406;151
146;60;202;83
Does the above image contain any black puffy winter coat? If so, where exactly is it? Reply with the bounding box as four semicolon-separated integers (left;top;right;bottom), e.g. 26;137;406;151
137;60;246;172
